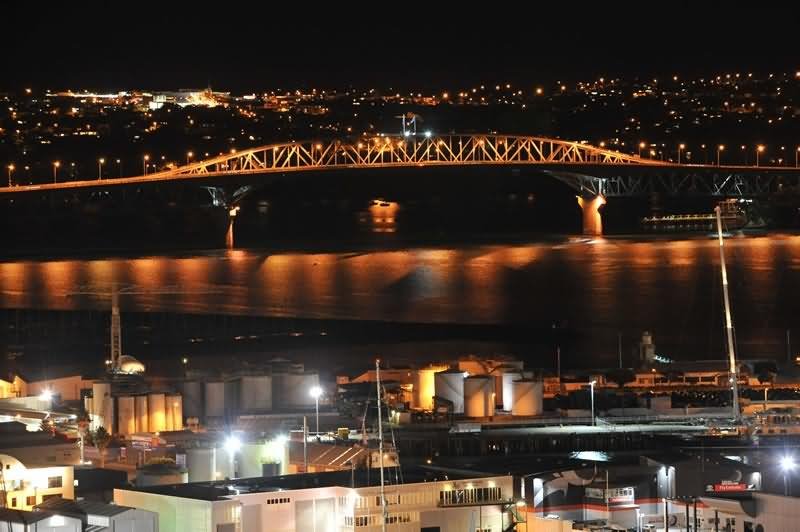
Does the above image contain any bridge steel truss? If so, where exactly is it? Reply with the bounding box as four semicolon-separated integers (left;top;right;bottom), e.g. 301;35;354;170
3;134;800;200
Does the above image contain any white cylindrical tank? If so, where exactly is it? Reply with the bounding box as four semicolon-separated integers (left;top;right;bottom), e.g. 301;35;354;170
186;447;216;482
434;369;465;414
167;395;183;431
512;379;543;416
181;381;203;419
117;396;136;437
239;443;264;478
205;381;225;419
135;395;148;433
147;393;166;433
464;375;495;418
239;376;272;412
91;382;113;431
501;371;522;412
216;446;235;479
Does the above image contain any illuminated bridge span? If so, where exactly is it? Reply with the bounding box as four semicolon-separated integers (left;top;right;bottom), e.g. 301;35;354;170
5;134;800;239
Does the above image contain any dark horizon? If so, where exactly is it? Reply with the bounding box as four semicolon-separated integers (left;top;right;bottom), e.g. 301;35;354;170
4;3;799;91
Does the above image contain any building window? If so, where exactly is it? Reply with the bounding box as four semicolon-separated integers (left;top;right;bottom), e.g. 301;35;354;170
10;498;16;508
265;497;290;505
48;476;63;488
41;494;59;502
26;496;35;506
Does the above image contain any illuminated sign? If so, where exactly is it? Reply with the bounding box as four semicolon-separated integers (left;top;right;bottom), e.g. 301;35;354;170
708;481;748;492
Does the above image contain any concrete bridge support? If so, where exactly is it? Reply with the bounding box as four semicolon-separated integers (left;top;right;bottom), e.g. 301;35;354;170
577;194;606;236
225;207;240;249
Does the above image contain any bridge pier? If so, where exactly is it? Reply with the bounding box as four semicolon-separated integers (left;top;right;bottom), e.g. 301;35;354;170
225;207;240;249
576;194;606;236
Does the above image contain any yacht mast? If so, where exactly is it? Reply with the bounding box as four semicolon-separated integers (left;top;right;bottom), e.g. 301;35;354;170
376;359;387;532
715;206;740;422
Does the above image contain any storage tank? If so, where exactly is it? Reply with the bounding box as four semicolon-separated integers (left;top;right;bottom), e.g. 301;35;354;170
135;395;148;433
91;382;113;431
186;447;216;482
413;368;437;411
464;375;495;418
512;379;543;416
281;373;319;408
216;446;235;479
181;381;203;419
501;371;522;412
116;396;136;437
135;463;188;487
147;393;166;433
167;395;183;431
239;376;272;412
434;369;465;413
204;381;225;419
239;443;265;478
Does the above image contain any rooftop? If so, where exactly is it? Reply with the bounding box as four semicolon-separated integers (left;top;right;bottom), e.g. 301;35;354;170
123;465;497;501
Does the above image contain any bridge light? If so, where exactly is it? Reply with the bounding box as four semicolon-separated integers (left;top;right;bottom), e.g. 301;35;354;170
424;130;432;138
535;87;543;95
315;143;323;150
357;142;364;149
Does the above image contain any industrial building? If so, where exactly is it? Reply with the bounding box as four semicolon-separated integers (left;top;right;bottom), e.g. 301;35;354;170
114;466;515;532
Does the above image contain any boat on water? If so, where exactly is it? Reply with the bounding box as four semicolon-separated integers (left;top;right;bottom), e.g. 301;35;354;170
642;199;764;232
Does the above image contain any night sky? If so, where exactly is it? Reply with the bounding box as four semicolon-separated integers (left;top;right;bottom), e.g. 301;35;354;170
3;3;799;91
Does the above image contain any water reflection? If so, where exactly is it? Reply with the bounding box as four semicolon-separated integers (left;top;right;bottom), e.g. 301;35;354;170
2;235;800;360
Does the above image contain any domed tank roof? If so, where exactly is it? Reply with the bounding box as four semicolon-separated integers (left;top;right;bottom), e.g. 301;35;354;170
118;355;145;374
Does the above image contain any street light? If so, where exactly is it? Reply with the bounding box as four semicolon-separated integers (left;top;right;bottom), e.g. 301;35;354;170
756;145;765;167
116;159;122;177
98;158;105;180
187;151;193;165
310;385;322;434
717;145;725;166
638;141;646;157
678;143;685;164
589;380;597;426
52;161;60;183
781;455;795;495
796;147;799;168
143;154;150;176
7;164;14;187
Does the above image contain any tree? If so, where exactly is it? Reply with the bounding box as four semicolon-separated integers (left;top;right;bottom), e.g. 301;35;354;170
91;426;112;468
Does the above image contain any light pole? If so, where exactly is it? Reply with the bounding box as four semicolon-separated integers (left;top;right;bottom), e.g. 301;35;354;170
6;164;14;187
98;158;105;180
186;151;194;165
116;159;122;177
310;385;322;435
756;145;765;167
590;380;597;426
143;154;150;176
638;142;646;158
52;161;60;183
781;455;795;496
717;145;725;166
678;143;685;164
796;147;799;168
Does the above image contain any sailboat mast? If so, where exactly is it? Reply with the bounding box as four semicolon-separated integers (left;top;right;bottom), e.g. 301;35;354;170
376;359;387;532
715;206;740;421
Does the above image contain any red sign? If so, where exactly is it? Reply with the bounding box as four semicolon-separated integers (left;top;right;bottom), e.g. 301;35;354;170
713;482;747;492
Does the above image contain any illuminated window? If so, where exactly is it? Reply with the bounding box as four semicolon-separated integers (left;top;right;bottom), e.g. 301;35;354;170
26;496;35;506
48;476;63;488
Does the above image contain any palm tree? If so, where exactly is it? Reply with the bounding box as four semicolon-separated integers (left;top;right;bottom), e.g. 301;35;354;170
91;426;112;468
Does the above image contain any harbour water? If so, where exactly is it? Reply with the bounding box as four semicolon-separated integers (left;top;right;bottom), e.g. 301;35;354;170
2;233;799;370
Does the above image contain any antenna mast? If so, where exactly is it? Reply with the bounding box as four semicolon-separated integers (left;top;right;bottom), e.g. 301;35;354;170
376;359;387;532
715;206;740;422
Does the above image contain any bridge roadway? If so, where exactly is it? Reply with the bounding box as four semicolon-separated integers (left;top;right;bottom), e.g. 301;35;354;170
4;134;800;237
